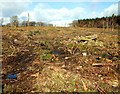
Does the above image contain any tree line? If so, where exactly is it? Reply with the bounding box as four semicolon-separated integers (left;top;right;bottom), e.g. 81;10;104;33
0;15;53;27
70;14;120;30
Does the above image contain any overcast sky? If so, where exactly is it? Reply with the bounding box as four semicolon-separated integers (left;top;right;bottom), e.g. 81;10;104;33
0;0;119;26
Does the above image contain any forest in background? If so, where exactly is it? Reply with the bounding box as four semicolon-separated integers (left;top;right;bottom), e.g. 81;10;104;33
1;14;120;29
71;14;120;30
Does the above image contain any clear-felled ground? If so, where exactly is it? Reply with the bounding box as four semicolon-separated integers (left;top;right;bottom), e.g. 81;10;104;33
1;26;119;93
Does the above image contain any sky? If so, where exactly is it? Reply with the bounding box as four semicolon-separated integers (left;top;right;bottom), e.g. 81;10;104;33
0;0;119;26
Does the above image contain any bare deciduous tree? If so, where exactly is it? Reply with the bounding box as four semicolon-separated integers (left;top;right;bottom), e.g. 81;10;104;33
111;14;115;31
10;16;19;27
0;18;4;26
27;13;30;27
102;19;105;30
106;17;109;31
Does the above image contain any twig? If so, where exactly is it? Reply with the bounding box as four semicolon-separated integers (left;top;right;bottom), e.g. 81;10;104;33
75;80;78;92
97;86;107;94
81;79;88;91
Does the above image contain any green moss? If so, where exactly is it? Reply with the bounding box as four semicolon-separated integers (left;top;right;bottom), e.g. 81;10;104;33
27;30;42;36
40;50;52;61
101;52;109;58
78;44;88;51
41;53;52;61
66;43;74;49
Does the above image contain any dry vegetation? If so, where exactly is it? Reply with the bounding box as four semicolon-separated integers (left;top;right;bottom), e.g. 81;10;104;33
1;26;119;93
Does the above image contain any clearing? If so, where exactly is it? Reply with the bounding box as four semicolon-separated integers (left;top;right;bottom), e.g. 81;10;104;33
1;26;119;93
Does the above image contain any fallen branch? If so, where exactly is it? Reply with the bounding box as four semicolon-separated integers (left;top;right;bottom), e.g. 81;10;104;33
92;63;114;67
97;86;107;94
81;79;88;91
